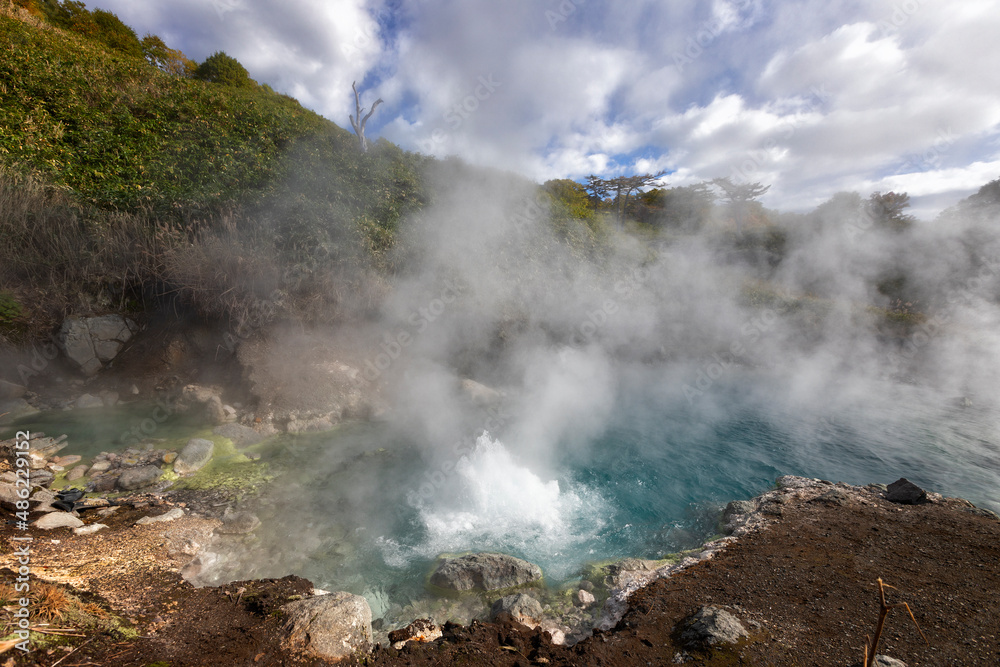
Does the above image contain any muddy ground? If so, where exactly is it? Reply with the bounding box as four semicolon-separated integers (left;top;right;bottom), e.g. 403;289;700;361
2;482;998;666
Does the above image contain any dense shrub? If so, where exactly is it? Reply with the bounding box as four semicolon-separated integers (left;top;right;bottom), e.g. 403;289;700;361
194;51;254;88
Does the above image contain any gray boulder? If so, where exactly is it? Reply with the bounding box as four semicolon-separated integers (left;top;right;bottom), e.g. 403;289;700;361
213;423;264;448
679;606;748;648
0;482;23;510
282;592;372;662
57;315;136;376
217;511;261;534
0;379;26;399
117;464;164;490
0;398;38;424
88;460;112;475
75;393;105;409
460;378;501;406
886;478;927;504
430;552;542;592
67;465;89;481
173;438;214;475
489;593;543;627
86;474;119;493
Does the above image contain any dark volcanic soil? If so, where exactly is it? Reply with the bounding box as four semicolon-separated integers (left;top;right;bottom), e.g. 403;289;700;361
2;486;998;666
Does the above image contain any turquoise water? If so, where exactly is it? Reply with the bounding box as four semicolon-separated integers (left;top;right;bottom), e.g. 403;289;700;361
199;369;1000;623
0;401;209;460
7;371;998;623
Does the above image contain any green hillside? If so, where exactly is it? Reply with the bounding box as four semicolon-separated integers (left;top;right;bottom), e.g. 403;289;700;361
0;2;430;333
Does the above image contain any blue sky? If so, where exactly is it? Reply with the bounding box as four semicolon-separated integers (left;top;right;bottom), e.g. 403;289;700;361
86;0;1000;218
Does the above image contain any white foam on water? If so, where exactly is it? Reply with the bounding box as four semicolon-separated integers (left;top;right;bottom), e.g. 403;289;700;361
381;431;609;578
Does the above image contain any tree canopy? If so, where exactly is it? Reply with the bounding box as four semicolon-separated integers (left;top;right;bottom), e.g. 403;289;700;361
194;51;255;88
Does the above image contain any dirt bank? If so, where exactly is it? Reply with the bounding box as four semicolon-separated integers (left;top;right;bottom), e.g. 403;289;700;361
2;477;998;666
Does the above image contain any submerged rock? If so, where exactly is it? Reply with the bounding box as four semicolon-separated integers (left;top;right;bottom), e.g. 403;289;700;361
213;423;264;448
430;552;543;592
282;592;372;663
174;438;214;475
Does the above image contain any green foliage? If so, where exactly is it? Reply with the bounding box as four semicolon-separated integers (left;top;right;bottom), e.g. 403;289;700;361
194;51;254;88
543;179;594;220
867;191;915;232
141;33;194;76
636;184;714;232
0;15;328;212
0;292;22;323
91;8;142;56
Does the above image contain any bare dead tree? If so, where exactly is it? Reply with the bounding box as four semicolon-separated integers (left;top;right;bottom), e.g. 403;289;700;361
349;81;383;152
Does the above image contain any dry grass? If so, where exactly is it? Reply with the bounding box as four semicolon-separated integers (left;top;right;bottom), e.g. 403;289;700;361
31;581;71;622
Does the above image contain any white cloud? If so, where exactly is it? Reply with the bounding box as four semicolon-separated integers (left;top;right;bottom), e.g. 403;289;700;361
83;0;1000;215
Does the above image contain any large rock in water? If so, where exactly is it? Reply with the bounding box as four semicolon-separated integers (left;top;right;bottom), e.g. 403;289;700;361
57;315;136;376
173;438;214;475
430;553;542;591
282;592;372;662
212;423;263;448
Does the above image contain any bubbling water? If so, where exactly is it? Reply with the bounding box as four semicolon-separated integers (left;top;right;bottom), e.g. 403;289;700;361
383;432;610;579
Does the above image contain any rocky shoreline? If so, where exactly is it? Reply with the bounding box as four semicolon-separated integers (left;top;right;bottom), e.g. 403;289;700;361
1;337;999;664
3;414;999;666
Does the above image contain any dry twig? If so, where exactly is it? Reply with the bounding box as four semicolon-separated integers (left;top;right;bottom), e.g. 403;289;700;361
863;577;929;667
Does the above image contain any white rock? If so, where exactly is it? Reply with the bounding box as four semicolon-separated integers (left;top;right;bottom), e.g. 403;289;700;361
74;523;108;535
136;507;185;525
33;512;85;530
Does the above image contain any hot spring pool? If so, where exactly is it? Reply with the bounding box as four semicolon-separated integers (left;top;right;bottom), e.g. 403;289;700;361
187;371;1000;626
